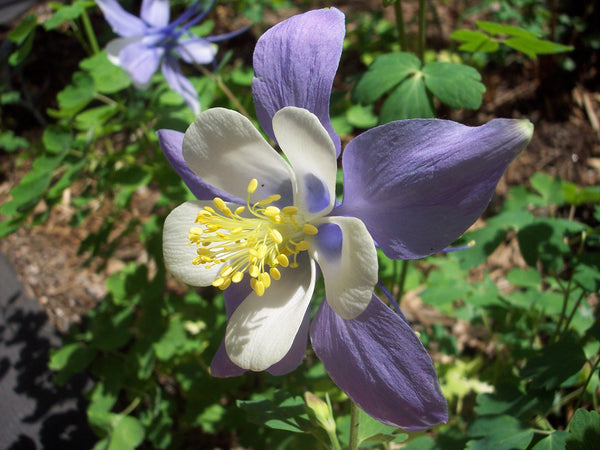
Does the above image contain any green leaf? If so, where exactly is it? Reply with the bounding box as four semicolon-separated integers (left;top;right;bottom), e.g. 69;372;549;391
530;172;564;206
153;316;188;360
567;409;600;449
90;307;134;351
476;21;539;39
466;415;534;450
422;62;485;110
380;75;434;122
43;125;72;154
358;409;405;444
9;24;36;66
44;0;89;30
345;104;378;129
451;223;508;269
475;384;550;419
237;392;310;433
504;36;573;59
562;182;600;206
8;13;37;44
451;29;499;53
532;431;569;450
0;130;29;152
75;104;119;130
107;415;145;450
80;52;131;94
506;267;542;289
521;338;587;390
56;71;96;114
353;52;421;104
49;343;97;385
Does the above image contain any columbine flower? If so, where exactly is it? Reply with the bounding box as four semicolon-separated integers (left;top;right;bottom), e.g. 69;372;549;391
158;8;533;430
96;0;237;114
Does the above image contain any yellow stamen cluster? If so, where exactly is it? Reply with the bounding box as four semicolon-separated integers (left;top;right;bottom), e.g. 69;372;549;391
188;179;319;296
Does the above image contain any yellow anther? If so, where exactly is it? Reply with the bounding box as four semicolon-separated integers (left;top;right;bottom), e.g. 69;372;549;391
277;254;289;267
270;229;283;244
254;281;265;296
234;206;245;215
197;247;211;256
281;206;298;216
249;265;259;278
270;267;281;280
248;178;258;194
204;206;215;213
214;197;227;212
258;245;268;259
189;227;203;236
263;206;280;217
290;262;299;268
231;226;243;234
212;278;225;287
260;272;271;288
302;224;319;235
219;278;231;290
220;265;233;277
296;240;310;251
232;271;244;283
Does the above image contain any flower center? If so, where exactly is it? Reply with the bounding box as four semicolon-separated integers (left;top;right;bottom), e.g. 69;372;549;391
188;179;318;296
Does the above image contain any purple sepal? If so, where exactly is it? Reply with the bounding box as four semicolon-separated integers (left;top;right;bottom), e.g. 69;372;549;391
96;0;147;37
161;54;201;115
140;0;170;28
157;129;239;202
119;39;163;85
310;295;448;431
252;8;344;156
338;118;532;260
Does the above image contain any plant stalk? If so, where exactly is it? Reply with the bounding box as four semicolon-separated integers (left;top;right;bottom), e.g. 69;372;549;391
349;401;360;450
418;0;427;63
393;0;408;52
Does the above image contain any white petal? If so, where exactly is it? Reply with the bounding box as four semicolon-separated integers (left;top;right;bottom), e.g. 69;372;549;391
272;107;337;217
308;216;378;319
183;108;295;204
163;201;224;286
225;256;316;371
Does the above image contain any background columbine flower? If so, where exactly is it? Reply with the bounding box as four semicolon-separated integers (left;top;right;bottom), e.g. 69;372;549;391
96;0;237;114
158;8;533;430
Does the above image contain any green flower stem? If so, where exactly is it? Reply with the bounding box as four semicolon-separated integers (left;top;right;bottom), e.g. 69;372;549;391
81;7;100;54
394;259;409;305
349;400;360;450
550;276;573;343
196;64;252;120
393;1;408;52
418;0;427;63
560;289;587;339
576;353;600;409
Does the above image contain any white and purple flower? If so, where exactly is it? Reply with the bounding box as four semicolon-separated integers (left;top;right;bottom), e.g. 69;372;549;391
96;0;239;114
158;8;533;430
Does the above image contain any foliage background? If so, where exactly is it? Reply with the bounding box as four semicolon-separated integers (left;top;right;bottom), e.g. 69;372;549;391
1;0;599;448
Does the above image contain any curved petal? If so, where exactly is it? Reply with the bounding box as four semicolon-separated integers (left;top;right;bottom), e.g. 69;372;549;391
96;0;148;37
157;129;240;202
176;38;216;65
163;201;227;286
183;108;294;205
252;8;344;156
211;280;310;377
119;39;163;87
272;107;337;217
310;296;448;430
308;216;377;320
338;118;534;259
141;0;170;28
224;255;316;371
161;55;200;115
